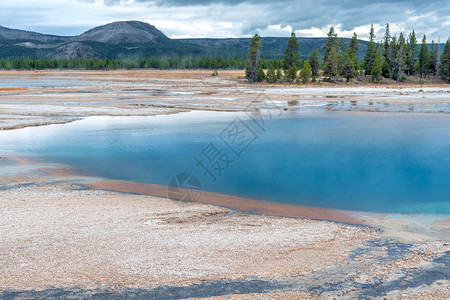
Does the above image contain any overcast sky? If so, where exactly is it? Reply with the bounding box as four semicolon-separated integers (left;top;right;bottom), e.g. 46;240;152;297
1;0;449;41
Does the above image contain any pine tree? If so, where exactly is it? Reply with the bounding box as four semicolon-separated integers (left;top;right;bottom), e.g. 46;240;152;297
342;54;357;83
382;23;392;77
266;64;277;83
282;32;301;72
324;47;338;79
245;34;262;82
394;33;407;81
371;51;383;83
430;41;440;76
276;68;283;80
256;65;265;82
364;24;377;75
343;43;359;83
323;27;338;67
418;35;431;78
308;46;320;77
406;30;418;76
348;32;360;77
388;36;397;78
440;39;450;83
338;39;347;76
323;27;339;79
300;60;312;83
349;32;360;53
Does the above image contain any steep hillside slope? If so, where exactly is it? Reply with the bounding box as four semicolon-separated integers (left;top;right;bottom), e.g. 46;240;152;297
73;21;169;44
0;26;68;43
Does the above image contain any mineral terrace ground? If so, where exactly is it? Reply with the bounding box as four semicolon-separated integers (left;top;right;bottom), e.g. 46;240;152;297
1;70;450;131
0;70;449;299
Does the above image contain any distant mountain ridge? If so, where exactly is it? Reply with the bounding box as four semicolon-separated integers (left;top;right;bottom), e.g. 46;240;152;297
0;21;176;59
0;20;411;61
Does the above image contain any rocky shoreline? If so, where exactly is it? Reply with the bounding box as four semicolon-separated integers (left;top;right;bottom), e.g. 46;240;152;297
1;70;450;132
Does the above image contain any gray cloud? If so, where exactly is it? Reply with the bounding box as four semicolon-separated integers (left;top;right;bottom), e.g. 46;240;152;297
0;0;448;41
102;0;450;40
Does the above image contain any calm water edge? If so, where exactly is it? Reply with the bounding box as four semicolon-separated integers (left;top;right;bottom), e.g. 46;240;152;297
1;111;449;214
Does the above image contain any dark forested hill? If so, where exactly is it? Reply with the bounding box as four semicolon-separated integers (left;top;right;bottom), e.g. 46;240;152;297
0;21;210;60
73;21;169;45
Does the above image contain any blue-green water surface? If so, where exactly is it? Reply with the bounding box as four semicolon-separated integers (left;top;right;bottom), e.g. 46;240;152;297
1;111;449;214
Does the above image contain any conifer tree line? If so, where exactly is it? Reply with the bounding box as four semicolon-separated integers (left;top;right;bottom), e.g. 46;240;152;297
246;24;450;83
0;56;284;71
0;57;253;71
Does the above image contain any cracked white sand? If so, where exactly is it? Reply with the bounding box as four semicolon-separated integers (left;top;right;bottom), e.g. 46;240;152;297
0;182;377;291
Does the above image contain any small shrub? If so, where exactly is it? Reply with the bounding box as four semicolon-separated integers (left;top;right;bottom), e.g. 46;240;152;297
256;66;265;82
266;65;277;83
286;65;298;82
276;68;283;80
